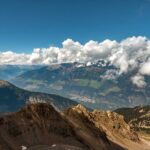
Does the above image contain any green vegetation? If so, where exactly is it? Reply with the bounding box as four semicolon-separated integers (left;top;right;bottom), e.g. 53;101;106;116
73;79;106;89
74;79;89;87
89;80;103;89
99;86;121;96
26;79;44;84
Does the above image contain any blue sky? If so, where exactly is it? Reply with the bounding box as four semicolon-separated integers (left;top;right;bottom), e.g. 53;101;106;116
0;0;150;52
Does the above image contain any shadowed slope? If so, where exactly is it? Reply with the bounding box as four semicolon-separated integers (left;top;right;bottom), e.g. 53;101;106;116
0;80;78;113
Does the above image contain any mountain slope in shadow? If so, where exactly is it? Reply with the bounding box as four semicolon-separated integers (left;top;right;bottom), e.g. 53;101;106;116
0;80;78;113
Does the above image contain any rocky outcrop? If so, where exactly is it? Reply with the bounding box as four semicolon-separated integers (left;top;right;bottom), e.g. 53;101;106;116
115;105;150;141
65;104;139;142
91;110;139;142
0;103;149;150
64;104;150;150
0;103;126;150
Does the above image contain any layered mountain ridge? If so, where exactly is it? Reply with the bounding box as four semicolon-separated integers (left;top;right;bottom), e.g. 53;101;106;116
0;65;42;81
12;61;150;110
0;80;77;113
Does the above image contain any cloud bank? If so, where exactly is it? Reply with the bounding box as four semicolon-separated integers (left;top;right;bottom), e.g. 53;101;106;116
1;36;150;87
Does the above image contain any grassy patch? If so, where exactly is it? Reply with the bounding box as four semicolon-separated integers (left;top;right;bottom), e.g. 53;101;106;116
89;80;103;89
99;86;121;96
26;79;45;85
73;79;107;89
74;79;89;87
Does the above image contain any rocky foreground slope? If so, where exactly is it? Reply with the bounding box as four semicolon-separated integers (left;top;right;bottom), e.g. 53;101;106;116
0;103;149;150
115;105;150;141
65;104;150;150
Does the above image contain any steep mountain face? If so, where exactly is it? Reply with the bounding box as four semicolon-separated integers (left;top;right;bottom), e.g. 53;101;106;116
13;62;150;110
64;105;147;150
0;103;125;150
0;80;78;113
115;105;150;141
0;65;41;81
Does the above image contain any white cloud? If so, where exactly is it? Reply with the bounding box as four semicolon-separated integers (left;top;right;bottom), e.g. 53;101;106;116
0;51;30;65
139;61;150;75
1;36;150;88
131;74;146;88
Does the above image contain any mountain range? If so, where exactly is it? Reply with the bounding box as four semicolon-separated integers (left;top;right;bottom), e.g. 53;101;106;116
12;61;150;110
0;79;149;149
0;65;42;81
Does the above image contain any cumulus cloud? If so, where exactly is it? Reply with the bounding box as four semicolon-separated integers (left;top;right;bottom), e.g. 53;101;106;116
139;61;150;75
131;74;146;88
1;36;150;87
0;51;30;65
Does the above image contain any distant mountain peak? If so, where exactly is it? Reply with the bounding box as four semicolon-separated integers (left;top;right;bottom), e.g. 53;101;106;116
0;80;13;87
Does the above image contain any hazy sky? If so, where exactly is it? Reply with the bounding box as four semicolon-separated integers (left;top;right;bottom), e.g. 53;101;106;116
1;0;150;52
